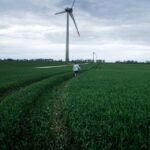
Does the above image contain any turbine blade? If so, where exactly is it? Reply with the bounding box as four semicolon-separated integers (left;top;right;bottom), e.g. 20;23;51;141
55;11;66;15
69;13;80;36
71;0;76;8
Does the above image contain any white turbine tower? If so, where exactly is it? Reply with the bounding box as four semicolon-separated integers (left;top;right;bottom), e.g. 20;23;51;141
55;0;80;62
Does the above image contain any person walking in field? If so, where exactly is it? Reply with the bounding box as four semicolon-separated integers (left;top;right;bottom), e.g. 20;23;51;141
73;63;80;77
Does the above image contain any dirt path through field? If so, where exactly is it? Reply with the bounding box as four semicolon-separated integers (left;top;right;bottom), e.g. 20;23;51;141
51;82;81;150
51;83;68;149
35;63;89;69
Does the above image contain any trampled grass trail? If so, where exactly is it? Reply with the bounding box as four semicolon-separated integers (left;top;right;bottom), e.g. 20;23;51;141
0;70;70;102
35;64;72;69
0;72;73;149
35;63;89;69
0;62;94;149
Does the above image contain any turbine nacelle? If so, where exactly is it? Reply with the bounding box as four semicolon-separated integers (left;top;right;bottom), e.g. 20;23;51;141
65;8;73;13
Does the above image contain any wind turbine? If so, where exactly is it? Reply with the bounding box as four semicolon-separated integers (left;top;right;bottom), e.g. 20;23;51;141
55;0;80;62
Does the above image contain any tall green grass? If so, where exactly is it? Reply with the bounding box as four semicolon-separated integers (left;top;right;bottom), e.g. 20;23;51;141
0;61;94;149
64;64;150;149
0;61;71;99
0;72;72;149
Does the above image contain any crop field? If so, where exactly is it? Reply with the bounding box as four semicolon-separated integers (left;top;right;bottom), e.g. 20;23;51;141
64;64;150;149
0;60;93;149
0;61;149;150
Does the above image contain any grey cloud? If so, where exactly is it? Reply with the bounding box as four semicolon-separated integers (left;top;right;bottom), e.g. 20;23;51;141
0;0;150;61
82;0;150;20
0;24;10;29
0;0;60;16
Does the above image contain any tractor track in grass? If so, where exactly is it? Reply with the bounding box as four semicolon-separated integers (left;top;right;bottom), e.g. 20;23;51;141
0;66;95;149
0;72;73;149
0;63;94;102
50;66;98;150
35;63;89;69
51;82;81;150
14;76;82;150
0;70;69;102
50;82;72;150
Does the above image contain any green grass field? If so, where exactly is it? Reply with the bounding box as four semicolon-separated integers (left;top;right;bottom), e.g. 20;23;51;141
64;64;150;149
0;61;149;150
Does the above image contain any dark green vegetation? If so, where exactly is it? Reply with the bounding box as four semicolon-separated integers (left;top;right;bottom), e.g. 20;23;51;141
0;61;149;150
0;61;93;149
0;61;69;100
64;64;150;149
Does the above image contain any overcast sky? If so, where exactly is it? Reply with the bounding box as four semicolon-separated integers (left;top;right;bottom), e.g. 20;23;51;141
0;0;150;61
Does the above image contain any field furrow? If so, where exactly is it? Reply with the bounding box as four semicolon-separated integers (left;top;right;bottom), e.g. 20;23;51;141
0;72;73;149
0;62;94;149
0;70;69;102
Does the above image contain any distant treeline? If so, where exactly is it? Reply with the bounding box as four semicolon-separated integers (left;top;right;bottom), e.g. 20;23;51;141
71;59;105;63
0;59;149;64
0;58;62;62
115;60;150;64
0;58;98;63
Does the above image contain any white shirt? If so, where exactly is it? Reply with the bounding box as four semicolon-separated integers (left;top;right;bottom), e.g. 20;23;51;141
73;64;80;72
